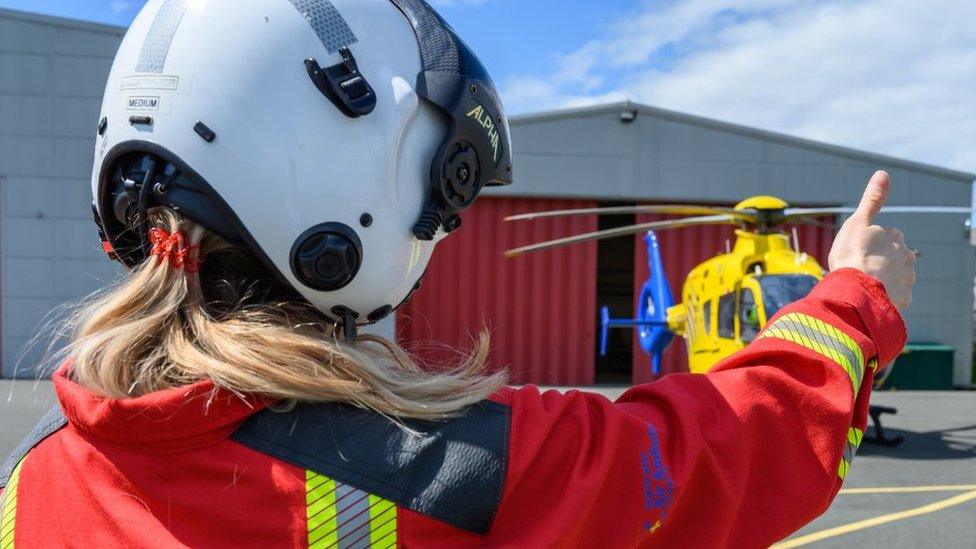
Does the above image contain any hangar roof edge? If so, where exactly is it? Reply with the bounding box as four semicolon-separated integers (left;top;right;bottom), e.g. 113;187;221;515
510;101;976;183
0;7;125;36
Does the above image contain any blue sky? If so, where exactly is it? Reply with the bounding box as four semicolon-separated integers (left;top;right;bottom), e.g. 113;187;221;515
0;0;639;95
1;0;974;175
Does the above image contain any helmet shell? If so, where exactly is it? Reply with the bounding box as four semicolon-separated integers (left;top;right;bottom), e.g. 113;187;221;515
93;0;449;321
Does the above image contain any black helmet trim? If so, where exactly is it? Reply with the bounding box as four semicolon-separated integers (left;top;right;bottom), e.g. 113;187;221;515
388;0;514;240
96;141;424;329
96;140;278;278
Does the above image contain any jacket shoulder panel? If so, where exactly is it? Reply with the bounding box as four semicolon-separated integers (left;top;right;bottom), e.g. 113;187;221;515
1;406;68;488
231;400;510;535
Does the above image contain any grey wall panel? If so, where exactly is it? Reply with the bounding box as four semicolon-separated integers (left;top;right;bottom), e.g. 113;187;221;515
0;53;53;95
0;177;93;220
2;258;55;299
1;298;60;339
1;11;124;378
51;55;114;97
53;97;104;138
2;218;56;258
0;136;55;176
0;95;54;136
911;243;976;280
53;27;123;57
0;18;56;53
53;138;97;177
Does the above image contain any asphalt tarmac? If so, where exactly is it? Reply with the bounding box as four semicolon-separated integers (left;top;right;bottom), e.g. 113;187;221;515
2;382;973;547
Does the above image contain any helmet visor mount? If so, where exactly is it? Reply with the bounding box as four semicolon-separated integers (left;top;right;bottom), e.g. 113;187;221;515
387;0;513;241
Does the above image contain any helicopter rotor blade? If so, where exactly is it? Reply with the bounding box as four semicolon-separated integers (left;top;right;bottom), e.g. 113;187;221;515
505;214;740;258
785;206;974;221
505;205;752;222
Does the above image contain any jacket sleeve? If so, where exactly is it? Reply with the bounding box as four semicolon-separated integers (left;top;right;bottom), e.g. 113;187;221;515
487;269;907;548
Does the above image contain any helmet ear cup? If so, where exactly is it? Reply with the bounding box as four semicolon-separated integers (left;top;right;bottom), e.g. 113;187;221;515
290;223;363;292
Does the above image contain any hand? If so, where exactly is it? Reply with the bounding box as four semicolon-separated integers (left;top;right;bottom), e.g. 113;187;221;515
828;171;917;309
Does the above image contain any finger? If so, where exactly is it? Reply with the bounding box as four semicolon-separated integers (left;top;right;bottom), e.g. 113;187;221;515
852;171;890;224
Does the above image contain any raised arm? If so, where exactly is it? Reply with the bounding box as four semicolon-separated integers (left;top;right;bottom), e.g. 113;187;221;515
488;172;912;548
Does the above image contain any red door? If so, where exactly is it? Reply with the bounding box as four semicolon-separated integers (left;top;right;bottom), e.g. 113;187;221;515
398;197;598;386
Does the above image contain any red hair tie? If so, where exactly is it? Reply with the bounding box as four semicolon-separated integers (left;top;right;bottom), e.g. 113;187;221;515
148;228;202;273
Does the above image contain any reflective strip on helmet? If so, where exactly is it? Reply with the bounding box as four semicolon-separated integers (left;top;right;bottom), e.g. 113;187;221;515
136;0;192;73
306;470;397;549
0;457;26;549
287;0;359;54
758;312;865;395
837;427;864;480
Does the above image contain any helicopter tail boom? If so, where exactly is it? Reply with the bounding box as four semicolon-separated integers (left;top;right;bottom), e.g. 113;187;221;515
599;231;676;375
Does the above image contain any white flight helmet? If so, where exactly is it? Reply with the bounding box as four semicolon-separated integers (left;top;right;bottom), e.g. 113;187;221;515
91;0;512;335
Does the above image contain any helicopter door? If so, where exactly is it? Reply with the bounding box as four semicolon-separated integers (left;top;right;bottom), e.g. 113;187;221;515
738;279;763;344
717;293;736;339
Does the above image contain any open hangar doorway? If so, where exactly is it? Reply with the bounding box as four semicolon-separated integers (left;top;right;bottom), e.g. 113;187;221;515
594;202;637;385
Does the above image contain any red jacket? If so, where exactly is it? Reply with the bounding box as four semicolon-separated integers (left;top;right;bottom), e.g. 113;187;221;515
0;269;905;548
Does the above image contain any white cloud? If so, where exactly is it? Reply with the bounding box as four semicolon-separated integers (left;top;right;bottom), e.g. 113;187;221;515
502;0;976;173
110;1;134;14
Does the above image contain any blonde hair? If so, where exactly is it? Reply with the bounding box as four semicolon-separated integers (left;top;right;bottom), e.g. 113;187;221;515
58;210;506;420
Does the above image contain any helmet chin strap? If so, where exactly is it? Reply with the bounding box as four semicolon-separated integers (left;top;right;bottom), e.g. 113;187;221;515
340;311;358;343
331;306;359;343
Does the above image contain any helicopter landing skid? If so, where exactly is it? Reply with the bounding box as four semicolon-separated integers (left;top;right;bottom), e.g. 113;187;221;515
865;405;905;447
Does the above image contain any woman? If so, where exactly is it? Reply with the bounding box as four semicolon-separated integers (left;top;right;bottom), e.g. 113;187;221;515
0;0;913;547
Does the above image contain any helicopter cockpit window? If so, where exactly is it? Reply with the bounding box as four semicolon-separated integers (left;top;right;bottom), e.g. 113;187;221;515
757;275;819;320
739;288;760;343
718;293;735;339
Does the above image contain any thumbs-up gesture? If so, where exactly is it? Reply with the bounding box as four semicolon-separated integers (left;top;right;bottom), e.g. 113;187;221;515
828;171;917;309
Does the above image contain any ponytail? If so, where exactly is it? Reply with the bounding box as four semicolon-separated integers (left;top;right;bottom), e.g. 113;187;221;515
60;209;505;420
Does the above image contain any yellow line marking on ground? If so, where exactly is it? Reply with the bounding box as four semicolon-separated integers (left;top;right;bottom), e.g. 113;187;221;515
772;489;976;548
839;484;976;495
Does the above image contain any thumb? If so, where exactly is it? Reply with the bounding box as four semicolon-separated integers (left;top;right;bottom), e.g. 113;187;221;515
852;171;890;224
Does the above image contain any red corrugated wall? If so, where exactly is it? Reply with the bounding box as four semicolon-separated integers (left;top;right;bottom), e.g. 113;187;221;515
397;197;598;386
631;214;836;384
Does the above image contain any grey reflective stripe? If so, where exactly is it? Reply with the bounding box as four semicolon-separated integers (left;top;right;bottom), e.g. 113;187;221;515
335;483;372;549
771;315;864;390
287;0;358;54
136;0;192;73
843;441;856;465
838;427;864;480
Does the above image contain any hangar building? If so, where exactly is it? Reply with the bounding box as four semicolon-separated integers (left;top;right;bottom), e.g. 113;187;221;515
2;8;974;386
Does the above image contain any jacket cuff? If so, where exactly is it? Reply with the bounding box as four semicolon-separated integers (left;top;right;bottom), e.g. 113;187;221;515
810;268;907;367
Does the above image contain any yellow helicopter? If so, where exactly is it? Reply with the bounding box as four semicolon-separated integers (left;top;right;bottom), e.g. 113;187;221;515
505;196;971;375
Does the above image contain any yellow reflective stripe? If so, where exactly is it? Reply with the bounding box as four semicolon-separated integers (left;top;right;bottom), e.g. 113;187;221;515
837;458;851;480
780;314;863;388
837;427;865;481
759;312;866;395
0;458;25;549
760;327;859;393
788;314;864;375
368;494;397;548
307;471;338;549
